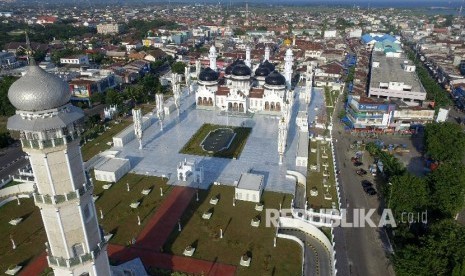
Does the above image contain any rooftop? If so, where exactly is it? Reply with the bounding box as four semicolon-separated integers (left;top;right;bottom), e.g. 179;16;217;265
236;172;264;191
94;157;130;173
370;51;426;93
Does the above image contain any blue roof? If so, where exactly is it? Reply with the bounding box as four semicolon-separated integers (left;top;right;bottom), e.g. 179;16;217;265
361;34;373;44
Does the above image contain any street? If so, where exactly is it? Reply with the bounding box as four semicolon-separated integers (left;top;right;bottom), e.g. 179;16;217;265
0;143;28;181
331;95;395;276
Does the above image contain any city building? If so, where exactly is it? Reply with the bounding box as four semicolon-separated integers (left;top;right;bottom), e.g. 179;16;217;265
369;51;427;106
195;46;292;114
97;23;122;35
7;63;112;275
60;55;90;65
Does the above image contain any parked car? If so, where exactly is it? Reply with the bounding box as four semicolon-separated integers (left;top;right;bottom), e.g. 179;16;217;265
361;180;373;189
365;187;377;196
356;169;367;176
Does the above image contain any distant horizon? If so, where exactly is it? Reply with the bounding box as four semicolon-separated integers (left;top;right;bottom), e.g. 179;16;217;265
5;0;465;9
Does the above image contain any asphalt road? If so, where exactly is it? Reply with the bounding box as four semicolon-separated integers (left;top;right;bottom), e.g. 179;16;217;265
331;95;395;276
0;143;29;181
280;228;332;276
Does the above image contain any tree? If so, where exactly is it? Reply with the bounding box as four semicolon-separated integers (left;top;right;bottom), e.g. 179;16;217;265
90;92;105;105
389;173;429;216
171;61;186;74
394;220;465;276
105;89;123;106
428;162;465;218
0;76;17;116
424;122;465;162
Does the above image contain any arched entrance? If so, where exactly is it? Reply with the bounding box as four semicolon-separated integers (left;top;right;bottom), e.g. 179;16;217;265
228;102;232;111
239;103;244;112
208;97;213;106
276;102;281;111
233;102;238;111
197;97;203;105
270;102;275;111
265;101;270;111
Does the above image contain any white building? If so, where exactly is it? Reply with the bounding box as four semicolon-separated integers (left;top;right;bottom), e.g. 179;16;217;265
235;173;264;203
196;48;289;114
94;157;131;183
323;30;337;38
60;55;89;65
97;23;122;35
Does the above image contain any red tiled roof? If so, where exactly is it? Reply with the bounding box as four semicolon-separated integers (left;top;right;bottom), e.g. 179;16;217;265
216;86;230;96
250;88;264;98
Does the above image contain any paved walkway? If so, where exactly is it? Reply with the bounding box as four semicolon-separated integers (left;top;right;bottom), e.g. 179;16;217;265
18;252;47;276
108;244;236;276
136;186;195;249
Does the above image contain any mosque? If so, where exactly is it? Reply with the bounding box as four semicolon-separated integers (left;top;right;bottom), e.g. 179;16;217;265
195;45;294;114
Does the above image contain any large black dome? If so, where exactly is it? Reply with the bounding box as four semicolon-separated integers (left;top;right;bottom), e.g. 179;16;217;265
231;63;252;76
265;71;286;86
255;65;270;77
262;60;275;72
225;59;245;75
199;67;219;81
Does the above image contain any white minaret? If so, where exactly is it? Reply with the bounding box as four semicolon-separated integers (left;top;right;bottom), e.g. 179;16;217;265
245;45;251;68
209;45;218;71
264;46;270;61
278;117;288;165
7;64;111;275
195;59;201;78
132;108;143;149
284;48;294;90
156;93;165;131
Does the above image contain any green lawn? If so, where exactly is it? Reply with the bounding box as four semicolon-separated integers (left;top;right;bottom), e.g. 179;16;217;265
0;199;46;274
307;140;339;210
0;173;170;273
81;120;131;161
93;173;171;246
164;185;301;276
180;124;252;159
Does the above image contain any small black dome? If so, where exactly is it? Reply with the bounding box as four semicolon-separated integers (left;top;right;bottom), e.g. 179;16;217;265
263;60;275;72
265;71;286;86
232;63;252;76
225;59;245;75
255;65;270;77
199;67;219;81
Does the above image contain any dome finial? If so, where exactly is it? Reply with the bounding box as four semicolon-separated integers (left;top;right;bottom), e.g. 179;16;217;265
25;30;36;66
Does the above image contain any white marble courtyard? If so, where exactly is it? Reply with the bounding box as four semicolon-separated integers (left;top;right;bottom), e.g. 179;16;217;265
111;86;324;194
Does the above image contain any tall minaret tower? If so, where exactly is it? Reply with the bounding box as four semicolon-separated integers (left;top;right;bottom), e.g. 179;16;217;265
284;48;294;89
7;64;111;275
264;45;270;61
209;45;218;71
245;45;251;68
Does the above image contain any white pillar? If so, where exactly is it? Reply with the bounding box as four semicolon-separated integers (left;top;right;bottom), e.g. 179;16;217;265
245;45;251;68
284;48;294;89
265;46;270;61
209;45;217;71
